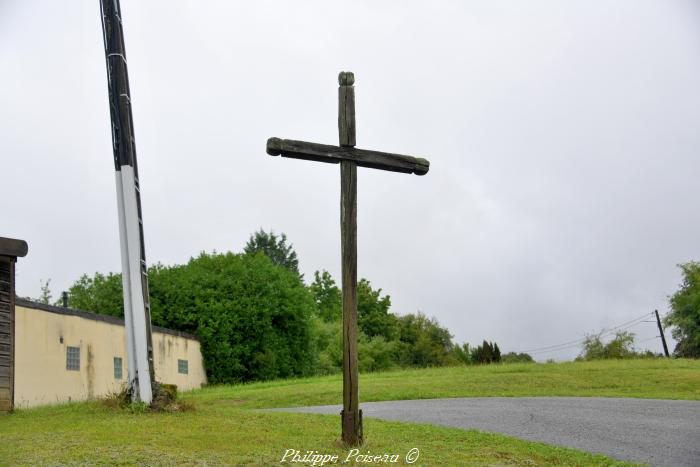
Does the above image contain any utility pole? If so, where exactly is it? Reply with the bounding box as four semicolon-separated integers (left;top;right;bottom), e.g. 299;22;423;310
99;0;155;403
654;310;670;358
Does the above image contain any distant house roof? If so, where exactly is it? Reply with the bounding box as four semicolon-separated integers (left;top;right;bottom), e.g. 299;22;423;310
15;298;199;341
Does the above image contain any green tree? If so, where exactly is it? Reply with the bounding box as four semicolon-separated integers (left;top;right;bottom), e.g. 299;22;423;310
358;335;401;373
65;252;316;383
312;317;342;374
666;262;700;357
604;331;636;358
148;252;315;383
471;341;501;364
357;279;398;341
67;272;123;316
453;343;471;364
244;229;300;278
578;331;637;360
580;334;606;360
396;312;455;367
309;270;341;322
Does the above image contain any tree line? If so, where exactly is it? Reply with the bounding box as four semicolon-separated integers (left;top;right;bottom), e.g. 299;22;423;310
60;230;518;383
36;231;700;380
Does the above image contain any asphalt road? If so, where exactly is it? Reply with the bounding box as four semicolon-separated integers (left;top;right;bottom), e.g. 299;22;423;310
276;397;700;466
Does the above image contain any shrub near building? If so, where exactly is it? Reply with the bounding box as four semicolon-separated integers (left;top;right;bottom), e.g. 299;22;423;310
68;252;317;384
148;252;316;383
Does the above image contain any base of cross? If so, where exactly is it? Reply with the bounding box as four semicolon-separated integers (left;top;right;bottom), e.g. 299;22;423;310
340;409;364;446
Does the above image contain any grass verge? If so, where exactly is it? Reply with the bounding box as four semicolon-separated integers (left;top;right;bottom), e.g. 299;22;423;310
2;359;696;465
191;358;700;409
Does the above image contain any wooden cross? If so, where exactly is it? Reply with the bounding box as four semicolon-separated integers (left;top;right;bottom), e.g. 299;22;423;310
266;71;430;446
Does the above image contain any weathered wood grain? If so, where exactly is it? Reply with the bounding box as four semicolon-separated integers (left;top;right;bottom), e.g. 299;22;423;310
0;257;15;412
339;70;362;446
0;238;28;258
266;138;429;176
338;71;355;86
341;160;361;445
338;75;355;147
264;70;429;446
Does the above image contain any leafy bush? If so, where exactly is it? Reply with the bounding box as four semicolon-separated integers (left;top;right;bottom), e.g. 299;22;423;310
310;272;459;372
359;335;402;373
577;331;658;361
312;317;342;375
396;312;456;367
453;343;471;364
148;252;316;383
68;252;316;383
501;352;534;364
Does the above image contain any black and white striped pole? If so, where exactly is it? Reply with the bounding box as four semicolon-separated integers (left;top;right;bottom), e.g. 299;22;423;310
99;0;155;404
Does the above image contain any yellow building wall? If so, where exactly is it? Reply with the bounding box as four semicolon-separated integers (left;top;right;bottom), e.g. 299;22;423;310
14;304;206;408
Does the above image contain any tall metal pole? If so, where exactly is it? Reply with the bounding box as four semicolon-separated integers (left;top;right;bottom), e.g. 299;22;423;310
654;310;670;358
338;71;362;446
99;0;155;403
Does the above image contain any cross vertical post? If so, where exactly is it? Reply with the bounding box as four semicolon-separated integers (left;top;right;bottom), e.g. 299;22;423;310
265;71;429;446
338;72;362;446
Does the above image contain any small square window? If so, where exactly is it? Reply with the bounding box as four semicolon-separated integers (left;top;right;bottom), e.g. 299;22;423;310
66;346;80;371
178;359;188;375
114;357;123;380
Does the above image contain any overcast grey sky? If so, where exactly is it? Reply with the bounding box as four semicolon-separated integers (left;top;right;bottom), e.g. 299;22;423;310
2;1;699;360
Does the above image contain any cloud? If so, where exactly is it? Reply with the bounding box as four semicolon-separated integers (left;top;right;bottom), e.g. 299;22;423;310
3;0;698;359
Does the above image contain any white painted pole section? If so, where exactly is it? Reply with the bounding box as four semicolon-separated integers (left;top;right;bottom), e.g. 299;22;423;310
118;166;153;404
115;172;138;388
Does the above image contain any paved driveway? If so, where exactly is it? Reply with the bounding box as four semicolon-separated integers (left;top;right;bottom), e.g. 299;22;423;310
275;397;700;466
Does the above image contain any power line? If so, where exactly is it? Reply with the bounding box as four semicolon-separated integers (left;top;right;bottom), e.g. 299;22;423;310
523;320;652;355
601;313;655;334
636;336;661;344
515;312;651;354
526;342;587;355
513;311;655;355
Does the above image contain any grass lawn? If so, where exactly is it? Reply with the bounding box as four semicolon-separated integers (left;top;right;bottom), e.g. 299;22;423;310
1;359;697;465
193;358;700;409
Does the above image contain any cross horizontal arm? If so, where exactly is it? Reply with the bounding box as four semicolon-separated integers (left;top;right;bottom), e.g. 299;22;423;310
266;137;429;176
